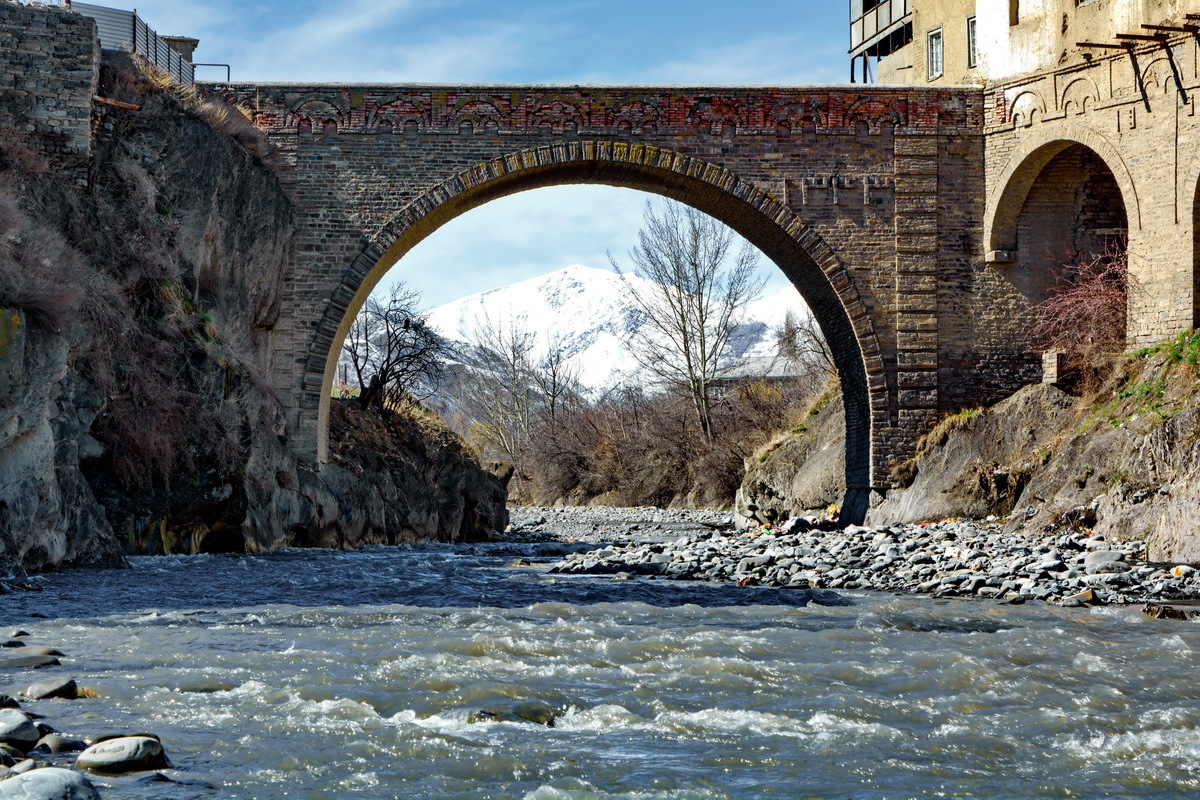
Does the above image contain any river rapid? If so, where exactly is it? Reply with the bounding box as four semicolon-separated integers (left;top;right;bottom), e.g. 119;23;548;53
5;538;1200;800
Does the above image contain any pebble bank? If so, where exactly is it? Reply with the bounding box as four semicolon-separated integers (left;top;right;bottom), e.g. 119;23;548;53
512;507;1200;607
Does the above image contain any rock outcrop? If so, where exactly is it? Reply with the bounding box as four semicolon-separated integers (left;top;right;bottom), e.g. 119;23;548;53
734;395;845;527
0;313;123;571
736;341;1200;562
0;42;507;572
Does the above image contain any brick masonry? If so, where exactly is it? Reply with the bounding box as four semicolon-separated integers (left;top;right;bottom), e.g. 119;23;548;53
983;33;1200;345
205;82;996;518
5;2;1198;521
0;1;98;182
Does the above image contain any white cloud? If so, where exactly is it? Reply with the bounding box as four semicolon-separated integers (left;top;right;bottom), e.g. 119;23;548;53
612;36;850;86
379;186;650;309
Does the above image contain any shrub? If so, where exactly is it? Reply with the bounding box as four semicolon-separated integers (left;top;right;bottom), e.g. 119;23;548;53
1028;239;1134;391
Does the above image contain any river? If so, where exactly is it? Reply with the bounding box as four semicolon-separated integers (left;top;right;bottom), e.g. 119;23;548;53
5;542;1200;799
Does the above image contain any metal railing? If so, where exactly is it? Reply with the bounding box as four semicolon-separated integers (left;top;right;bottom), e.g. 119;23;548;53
850;0;912;55
66;1;195;83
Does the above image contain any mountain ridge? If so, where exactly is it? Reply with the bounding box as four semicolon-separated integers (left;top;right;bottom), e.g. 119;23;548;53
423;264;807;391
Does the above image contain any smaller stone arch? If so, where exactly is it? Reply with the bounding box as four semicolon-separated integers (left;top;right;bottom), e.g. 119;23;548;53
1179;145;1200;327
285;95;345;131
769;96;826;133
845;96;907;133
1060;77;1100;116
1140;56;1176;96
451;97;506;130
529;98;587;132
686;97;748;134
986;123;1141;256
1008;90;1045;128
367;95;432;131
606;95;664;131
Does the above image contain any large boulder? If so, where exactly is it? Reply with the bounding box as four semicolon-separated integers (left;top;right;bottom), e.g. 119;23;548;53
868;384;1076;524
0;767;100;800
0;312;124;573
75;736;171;774
735;396;845;527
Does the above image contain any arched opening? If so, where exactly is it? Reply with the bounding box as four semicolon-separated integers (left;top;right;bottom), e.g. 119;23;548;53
1010;143;1127;305
308;146;881;522
988;140;1131;372
1194;179;1200;328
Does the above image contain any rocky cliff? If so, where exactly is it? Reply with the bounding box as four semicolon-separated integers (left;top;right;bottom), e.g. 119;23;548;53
734;391;846;527
0;41;506;572
737;337;1200;562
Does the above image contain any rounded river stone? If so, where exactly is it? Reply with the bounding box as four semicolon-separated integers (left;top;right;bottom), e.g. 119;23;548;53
0;767;101;799
0;710;39;752
75;736;171;774
20;679;76;702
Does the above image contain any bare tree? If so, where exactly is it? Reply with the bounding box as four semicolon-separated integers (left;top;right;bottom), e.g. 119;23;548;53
531;335;583;430
460;310;538;461
776;308;836;386
341;283;447;411
611;200;764;440
1028;239;1133;358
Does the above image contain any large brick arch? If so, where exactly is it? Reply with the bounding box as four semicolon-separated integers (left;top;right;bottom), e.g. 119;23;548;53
308;142;883;521
985;125;1140;256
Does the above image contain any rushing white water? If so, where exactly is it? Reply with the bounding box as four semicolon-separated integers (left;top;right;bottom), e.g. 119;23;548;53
6;545;1200;799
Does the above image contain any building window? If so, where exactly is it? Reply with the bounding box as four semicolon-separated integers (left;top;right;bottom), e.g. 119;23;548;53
927;27;944;79
1009;0;1020;25
966;16;977;68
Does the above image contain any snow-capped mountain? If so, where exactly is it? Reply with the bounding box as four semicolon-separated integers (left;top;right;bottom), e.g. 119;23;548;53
423;264;808;392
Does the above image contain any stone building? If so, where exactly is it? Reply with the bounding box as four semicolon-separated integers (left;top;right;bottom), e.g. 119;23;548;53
13;0;1197;519
856;0;1200;350
854;0;1198;85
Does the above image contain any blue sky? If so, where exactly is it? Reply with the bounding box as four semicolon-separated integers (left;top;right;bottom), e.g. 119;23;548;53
82;0;852;307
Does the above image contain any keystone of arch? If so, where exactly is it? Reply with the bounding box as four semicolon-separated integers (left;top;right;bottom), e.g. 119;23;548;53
985;123;1141;257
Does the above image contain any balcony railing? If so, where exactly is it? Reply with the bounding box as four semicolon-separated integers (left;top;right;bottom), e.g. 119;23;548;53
850;0;912;56
66;1;195;83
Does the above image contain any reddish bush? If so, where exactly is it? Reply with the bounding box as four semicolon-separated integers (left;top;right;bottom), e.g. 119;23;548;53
1028;240;1132;356
1028;240;1134;391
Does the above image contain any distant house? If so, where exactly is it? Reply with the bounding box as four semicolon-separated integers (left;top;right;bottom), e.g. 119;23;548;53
711;356;808;397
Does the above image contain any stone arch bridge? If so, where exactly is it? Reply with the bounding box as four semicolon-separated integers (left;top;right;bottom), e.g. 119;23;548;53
217;56;1200;521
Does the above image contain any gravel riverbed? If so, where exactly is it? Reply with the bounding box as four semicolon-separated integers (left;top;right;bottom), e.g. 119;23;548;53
505;506;1200;607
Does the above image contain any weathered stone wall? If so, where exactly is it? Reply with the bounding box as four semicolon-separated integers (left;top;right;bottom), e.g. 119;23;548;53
213;82;1001;510
884;0;1198;87
0;0;98;182
877;0;979;86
